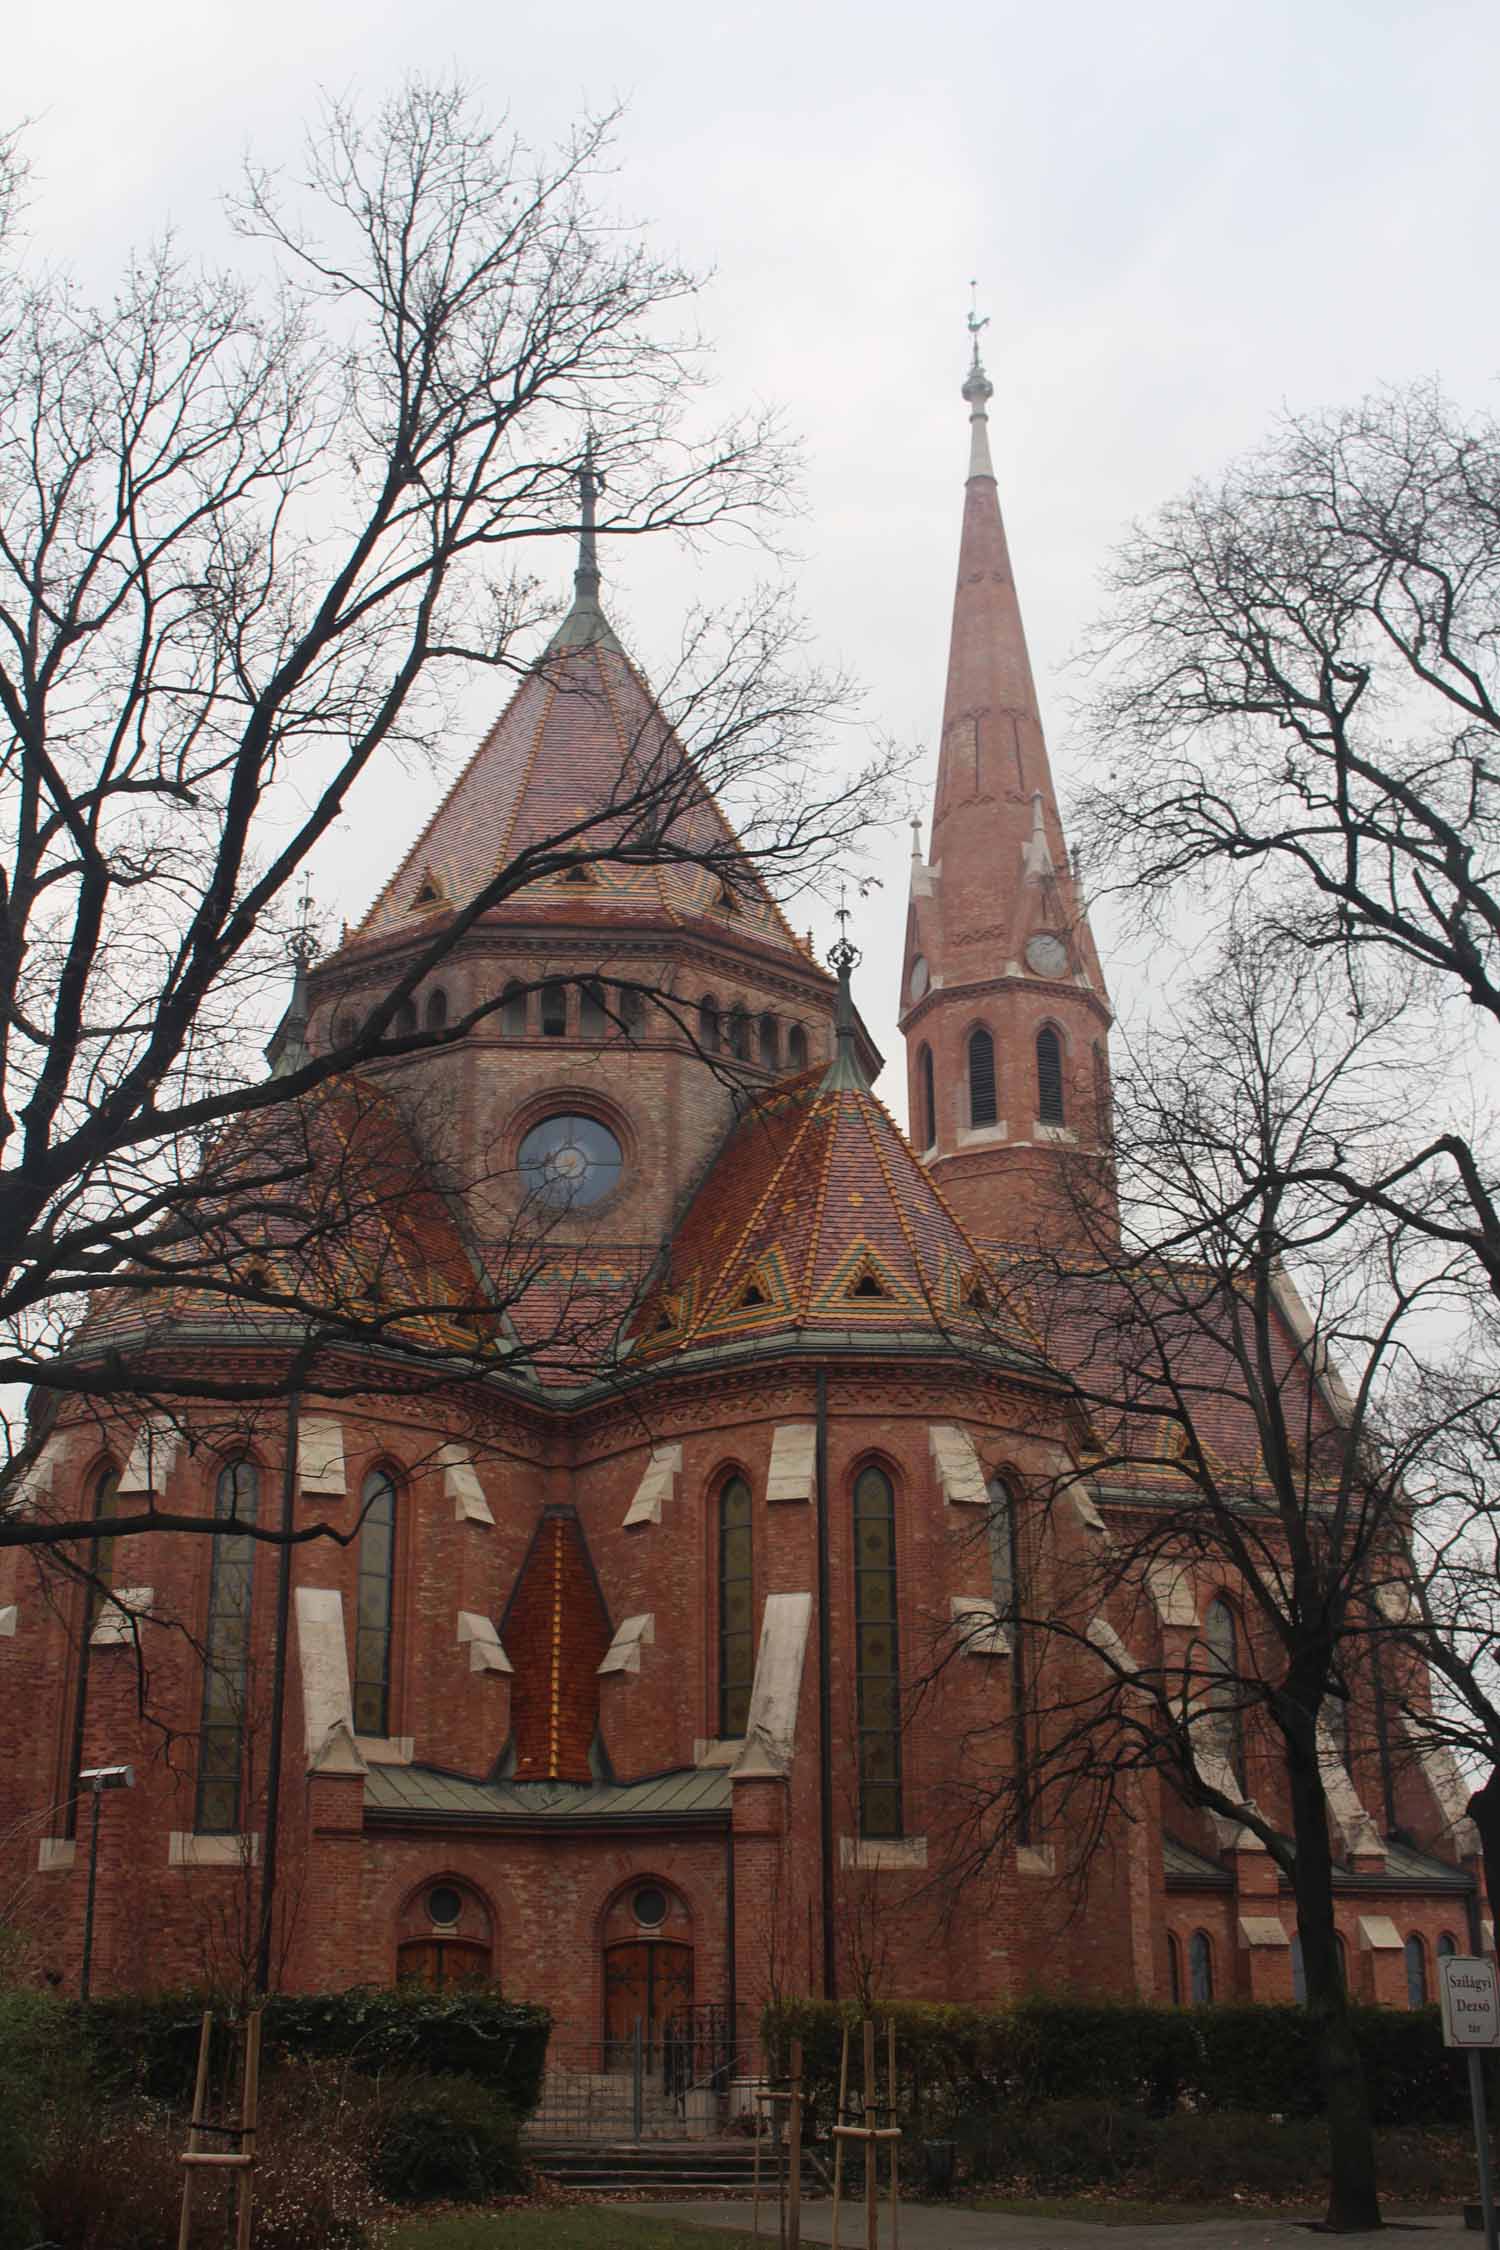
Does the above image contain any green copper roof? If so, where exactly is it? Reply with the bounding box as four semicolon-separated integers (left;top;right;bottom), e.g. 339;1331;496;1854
363;1761;731;1829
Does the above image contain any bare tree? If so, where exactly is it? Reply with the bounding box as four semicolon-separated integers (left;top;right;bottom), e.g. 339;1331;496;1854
1076;381;1500;1301
0;80;899;1491
935;934;1481;2232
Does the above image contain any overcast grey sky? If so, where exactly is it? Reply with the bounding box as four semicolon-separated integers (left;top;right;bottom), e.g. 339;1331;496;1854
11;0;1499;1119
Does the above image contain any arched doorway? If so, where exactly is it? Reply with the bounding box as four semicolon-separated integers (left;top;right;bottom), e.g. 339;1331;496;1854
604;1938;693;2064
394;1876;495;1990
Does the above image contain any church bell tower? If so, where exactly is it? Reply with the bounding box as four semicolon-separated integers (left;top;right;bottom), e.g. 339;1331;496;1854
900;321;1117;1252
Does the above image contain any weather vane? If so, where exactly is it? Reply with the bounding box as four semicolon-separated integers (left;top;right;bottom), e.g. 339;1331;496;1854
968;279;989;353
829;879;862;975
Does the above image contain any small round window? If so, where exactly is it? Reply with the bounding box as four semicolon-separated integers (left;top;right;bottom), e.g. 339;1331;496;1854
517;1114;623;1208
428;1884;463;1928
633;1884;668;1930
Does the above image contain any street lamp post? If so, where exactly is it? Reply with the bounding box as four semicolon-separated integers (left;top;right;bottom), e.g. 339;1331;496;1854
77;1764;133;2002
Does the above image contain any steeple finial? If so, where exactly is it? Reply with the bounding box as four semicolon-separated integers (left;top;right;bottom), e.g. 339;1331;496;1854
545;431;625;656
821;885;869;1093
575;431;602;609
962;284;996;481
266;884;316;1078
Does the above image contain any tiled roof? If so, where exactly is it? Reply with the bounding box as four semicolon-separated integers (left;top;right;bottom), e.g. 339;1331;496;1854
1163;1834;1234;1889
351;625;809;964
363;1761;731;1826
79;1073;497;1364
626;1068;1045;1370
983;1253;1348;1489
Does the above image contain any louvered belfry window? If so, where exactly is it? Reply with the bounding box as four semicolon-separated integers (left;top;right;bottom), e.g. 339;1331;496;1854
968;1028;997;1128
718;1476;754;1738
353;1468;397;1737
1036;1027;1065;1124
919;1045;937;1149
196;1460;258;1834
854;1465;903;1837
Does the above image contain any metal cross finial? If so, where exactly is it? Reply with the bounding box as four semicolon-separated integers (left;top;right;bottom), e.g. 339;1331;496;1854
288;877;317;967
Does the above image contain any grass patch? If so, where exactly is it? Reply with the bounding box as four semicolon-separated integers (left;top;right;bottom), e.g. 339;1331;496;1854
970;2196;1290;2226
386;2213;758;2250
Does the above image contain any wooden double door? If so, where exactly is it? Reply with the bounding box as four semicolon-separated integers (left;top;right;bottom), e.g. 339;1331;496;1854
603;1938;693;2063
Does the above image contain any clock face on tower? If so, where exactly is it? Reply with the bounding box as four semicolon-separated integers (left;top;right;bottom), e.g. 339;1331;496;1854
908;955;930;1002
1025;933;1070;979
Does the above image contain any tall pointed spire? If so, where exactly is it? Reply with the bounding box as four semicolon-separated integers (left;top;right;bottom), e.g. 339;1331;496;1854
897;312;1117;1251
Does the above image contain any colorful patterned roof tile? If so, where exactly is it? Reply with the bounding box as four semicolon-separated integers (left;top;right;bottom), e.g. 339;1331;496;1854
351;615;809;964
626;1068;1043;1368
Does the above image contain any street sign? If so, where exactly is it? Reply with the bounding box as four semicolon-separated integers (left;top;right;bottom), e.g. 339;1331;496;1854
1439;1956;1500;2049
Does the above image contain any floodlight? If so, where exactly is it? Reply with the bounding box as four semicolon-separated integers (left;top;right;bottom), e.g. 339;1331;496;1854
78;1765;134;1791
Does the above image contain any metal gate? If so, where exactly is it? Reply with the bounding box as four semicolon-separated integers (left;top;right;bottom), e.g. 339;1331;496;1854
527;2004;743;2142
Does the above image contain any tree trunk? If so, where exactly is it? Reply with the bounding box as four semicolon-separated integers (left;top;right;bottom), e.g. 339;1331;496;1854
1285;1709;1382;2231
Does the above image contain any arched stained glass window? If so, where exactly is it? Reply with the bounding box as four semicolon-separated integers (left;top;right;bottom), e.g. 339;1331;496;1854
985;1475;1015;1622
1438;1932;1458;1961
500;982;528;1037
1405;1933;1428;2008
1203;1598;1245;1782
918;1045;936;1150
196;1460;259;1834
1189;1930;1214;2004
787;1024;808;1071
353;1468;397;1738
1168;1932;1182;2006
968;1029;997;1128
424;987;448;1033
1037;1027;1065;1124
853;1465;902;1838
699;998;721;1055
718;1476;754;1739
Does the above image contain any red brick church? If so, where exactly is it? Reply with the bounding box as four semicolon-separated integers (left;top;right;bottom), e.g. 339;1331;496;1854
0;345;1479;2044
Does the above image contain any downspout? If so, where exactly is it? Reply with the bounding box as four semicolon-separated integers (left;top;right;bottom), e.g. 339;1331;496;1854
815;1369;837;1999
256;1387;300;1995
724;1820;738;2058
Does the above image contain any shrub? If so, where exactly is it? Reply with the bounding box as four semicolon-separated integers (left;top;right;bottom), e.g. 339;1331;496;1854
367;2071;525;2205
85;1983;551;2119
765;1996;1481;2136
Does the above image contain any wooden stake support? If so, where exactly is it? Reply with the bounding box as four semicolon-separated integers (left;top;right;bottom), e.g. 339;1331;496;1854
752;2039;804;2248
828;2017;902;2250
176;2009;262;2250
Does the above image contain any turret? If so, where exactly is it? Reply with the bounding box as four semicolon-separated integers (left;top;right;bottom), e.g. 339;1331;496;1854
900;318;1117;1252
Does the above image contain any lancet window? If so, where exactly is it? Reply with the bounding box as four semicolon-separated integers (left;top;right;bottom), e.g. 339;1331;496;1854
424;987;448;1033
579;980;608;1037
787;1024;808;1071
1203;1597;1244;1782
196;1460;259;1834
1036;1027;1065;1124
918;1045;936;1149
853;1464;902;1837
968;1028;997;1128
500;982;527;1036
717;1475;754;1739
353;1468;398;1737
699;998;721;1054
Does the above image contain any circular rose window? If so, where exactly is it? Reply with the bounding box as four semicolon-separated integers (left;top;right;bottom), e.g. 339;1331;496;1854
517;1114;623;1208
633;1884;668;1929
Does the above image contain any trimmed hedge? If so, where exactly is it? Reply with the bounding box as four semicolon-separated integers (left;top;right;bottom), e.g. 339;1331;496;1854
764;1998;1483;2133
84;1985;551;2120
